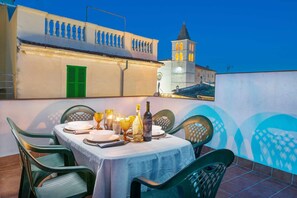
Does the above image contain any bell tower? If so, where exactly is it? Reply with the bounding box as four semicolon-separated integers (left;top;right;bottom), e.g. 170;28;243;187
171;23;196;90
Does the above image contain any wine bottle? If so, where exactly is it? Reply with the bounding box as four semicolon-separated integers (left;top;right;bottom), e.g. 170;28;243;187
143;101;152;141
132;104;143;142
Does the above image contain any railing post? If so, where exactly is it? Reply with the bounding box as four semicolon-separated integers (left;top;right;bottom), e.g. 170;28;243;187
85;23;96;45
152;39;158;57
124;33;132;52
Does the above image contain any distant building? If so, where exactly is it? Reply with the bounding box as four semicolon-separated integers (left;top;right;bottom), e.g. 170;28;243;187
0;4;162;99
195;65;216;84
158;24;215;97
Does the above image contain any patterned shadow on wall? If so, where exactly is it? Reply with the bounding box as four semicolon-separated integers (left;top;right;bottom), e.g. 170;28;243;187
186;105;240;152
26;102;79;137
251;114;297;174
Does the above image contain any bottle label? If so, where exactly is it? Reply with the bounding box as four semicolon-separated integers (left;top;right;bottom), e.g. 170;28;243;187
143;118;152;141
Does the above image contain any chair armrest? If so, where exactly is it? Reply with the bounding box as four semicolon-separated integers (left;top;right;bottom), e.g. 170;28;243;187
133;176;161;188
20;129;59;144
19;128;56;139
30;144;75;166
130;176;161;198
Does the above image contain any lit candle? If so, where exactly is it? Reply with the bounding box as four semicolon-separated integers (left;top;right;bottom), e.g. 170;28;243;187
104;109;114;130
112;116;122;135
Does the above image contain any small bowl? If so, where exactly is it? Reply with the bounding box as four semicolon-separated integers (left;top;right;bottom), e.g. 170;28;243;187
152;125;162;131
89;130;114;141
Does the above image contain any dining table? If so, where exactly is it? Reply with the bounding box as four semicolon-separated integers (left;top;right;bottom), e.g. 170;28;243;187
53;122;196;198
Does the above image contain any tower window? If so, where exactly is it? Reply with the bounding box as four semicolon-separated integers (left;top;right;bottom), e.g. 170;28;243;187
188;53;194;62
179;52;183;61
179;43;183;50
175;53;179;61
175;43;179;50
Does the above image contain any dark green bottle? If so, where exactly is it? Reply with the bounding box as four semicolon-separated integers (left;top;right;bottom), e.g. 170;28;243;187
143;101;152;141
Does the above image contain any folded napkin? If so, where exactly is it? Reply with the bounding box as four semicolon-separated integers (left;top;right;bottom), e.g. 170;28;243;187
63;128;90;134
74;129;91;134
97;140;127;148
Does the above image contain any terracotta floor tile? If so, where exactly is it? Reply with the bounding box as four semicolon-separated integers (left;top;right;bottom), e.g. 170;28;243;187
233;179;287;198
270;186;297;198
222;165;252;182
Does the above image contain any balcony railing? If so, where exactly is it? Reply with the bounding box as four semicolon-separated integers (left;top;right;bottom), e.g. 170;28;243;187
17;6;158;61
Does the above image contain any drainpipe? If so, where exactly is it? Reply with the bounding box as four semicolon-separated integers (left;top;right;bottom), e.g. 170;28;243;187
120;60;128;96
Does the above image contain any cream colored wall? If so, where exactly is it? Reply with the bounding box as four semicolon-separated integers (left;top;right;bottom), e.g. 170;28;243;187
0;5;16;82
124;62;158;96
16;44;161;98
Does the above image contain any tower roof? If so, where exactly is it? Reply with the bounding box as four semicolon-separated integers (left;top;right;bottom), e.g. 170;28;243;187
177;23;191;40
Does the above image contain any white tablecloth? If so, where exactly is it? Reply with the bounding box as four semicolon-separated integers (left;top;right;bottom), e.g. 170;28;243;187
54;124;195;198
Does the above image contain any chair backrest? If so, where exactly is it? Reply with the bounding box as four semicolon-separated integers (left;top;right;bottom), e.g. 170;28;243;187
152;109;175;132
9;127;43;194
169;115;213;157
161;149;234;197
6;117;59;145
7;117;32;137
131;149;234;198
60;105;95;123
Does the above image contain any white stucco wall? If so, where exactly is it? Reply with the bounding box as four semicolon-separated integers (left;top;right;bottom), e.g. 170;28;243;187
158;60;172;93
1;71;297;174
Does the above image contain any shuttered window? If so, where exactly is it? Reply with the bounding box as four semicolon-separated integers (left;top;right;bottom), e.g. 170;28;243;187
66;65;86;98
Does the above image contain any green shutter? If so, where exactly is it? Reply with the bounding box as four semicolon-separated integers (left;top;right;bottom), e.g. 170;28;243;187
66;65;86;98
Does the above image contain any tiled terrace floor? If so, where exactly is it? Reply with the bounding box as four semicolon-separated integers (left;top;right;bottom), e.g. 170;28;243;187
1;154;297;197
218;163;297;198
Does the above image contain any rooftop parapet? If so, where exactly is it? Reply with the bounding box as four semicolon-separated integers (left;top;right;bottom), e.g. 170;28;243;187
16;6;158;61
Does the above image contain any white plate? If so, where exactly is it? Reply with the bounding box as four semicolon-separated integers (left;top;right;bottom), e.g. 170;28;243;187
65;121;93;131
152;125;162;131
152;129;165;136
86;134;120;143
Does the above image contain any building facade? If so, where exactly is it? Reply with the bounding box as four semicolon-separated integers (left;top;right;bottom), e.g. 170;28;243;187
0;4;162;99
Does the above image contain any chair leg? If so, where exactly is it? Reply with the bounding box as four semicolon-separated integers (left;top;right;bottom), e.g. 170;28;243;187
194;147;203;158
19;167;31;198
130;180;141;198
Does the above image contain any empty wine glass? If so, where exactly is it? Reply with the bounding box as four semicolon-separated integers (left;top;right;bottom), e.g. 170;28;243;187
94;112;104;130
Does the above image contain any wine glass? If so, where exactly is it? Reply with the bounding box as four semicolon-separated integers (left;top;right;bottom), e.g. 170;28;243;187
94;112;104;130
120;117;132;141
128;115;136;124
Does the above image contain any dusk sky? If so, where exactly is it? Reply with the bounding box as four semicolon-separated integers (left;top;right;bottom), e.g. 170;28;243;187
14;0;297;73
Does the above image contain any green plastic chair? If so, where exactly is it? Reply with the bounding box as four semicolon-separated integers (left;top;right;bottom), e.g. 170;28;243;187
130;149;234;198
10;127;95;198
152;109;175;132
60;105;95;123
168;115;213;158
7;117;75;198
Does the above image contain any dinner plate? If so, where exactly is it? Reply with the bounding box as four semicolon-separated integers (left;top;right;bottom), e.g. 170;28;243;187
152;129;165;137
86;134;120;143
65;121;93;131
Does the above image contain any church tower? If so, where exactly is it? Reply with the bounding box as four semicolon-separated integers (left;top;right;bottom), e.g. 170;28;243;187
171;23;196;90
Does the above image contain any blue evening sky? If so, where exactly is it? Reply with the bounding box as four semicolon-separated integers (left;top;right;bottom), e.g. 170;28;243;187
14;0;297;73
